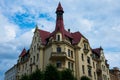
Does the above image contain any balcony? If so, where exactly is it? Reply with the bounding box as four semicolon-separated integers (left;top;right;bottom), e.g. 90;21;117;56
50;52;67;60
96;68;102;74
83;48;89;54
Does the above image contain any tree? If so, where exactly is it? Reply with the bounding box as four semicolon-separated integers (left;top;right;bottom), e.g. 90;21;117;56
20;74;29;80
80;76;91;80
19;64;77;80
44;64;60;80
29;69;43;80
61;69;76;80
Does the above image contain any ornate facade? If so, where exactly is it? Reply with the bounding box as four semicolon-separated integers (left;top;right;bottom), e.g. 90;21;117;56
5;3;111;80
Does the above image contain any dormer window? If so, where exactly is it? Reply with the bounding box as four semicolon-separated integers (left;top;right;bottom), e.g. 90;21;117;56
84;43;88;50
57;34;60;41
83;42;89;54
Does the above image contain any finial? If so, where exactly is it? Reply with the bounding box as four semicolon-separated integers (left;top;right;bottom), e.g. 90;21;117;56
35;24;38;29
56;2;63;12
100;46;103;50
34;24;38;33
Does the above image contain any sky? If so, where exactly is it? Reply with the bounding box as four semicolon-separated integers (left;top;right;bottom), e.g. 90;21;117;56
0;0;120;79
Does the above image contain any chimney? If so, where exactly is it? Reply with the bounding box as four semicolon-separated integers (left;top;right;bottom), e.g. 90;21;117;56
68;29;70;32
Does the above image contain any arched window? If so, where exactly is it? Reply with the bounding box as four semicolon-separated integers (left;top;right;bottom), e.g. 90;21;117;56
57;46;61;53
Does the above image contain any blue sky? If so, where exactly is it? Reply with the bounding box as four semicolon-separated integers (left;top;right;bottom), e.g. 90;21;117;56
0;0;120;79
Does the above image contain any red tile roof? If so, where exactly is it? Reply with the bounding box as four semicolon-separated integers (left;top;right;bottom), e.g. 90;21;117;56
36;3;87;45
38;29;50;45
71;32;82;44
92;47;103;56
19;48;26;57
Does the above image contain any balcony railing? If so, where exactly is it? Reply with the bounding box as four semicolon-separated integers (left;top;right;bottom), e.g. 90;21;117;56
83;48;89;54
50;52;67;60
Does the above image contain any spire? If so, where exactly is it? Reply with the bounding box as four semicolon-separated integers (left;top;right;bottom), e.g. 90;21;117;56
55;2;65;34
34;24;38;33
19;48;26;57
56;2;64;12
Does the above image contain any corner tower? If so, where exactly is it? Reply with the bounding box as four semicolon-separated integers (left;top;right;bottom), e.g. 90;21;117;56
55;2;64;32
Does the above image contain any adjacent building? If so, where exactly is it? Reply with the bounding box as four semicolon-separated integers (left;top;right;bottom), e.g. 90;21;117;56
5;3;111;80
110;67;120;80
5;65;17;80
92;47;110;80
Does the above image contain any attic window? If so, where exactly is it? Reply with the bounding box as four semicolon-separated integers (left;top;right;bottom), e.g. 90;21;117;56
84;43;88;50
83;42;89;54
56;34;60;41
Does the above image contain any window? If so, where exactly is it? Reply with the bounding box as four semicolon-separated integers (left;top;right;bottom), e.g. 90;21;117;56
87;56;90;64
37;43;39;49
82;65;85;74
37;53;39;61
30;58;32;64
102;65;104;71
34;37;36;42
84;43;88;49
57;46;61;52
23;65;24;71
36;65;38;69
56;61;62;68
71;63;73;70
93;62;95;68
88;67;92;76
71;51;73;58
68;62;70;69
33;56;35;63
94;72;96;80
25;63;27;70
57;34;60;41
34;45;36;51
30;66;32;73
82;54;84;61
68;49;70;57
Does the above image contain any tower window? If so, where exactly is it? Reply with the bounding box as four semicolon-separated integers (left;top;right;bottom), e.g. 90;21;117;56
57;46;61;53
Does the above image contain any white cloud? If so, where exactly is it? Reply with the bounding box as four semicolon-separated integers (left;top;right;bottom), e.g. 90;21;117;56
0;9;33;80
0;12;19;43
105;52;120;68
37;18;55;32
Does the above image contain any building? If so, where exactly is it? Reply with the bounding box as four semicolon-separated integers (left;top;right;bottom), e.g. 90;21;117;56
92;47;110;80
17;48;30;79
5;64;17;80
110;67;120;80
5;3;111;80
